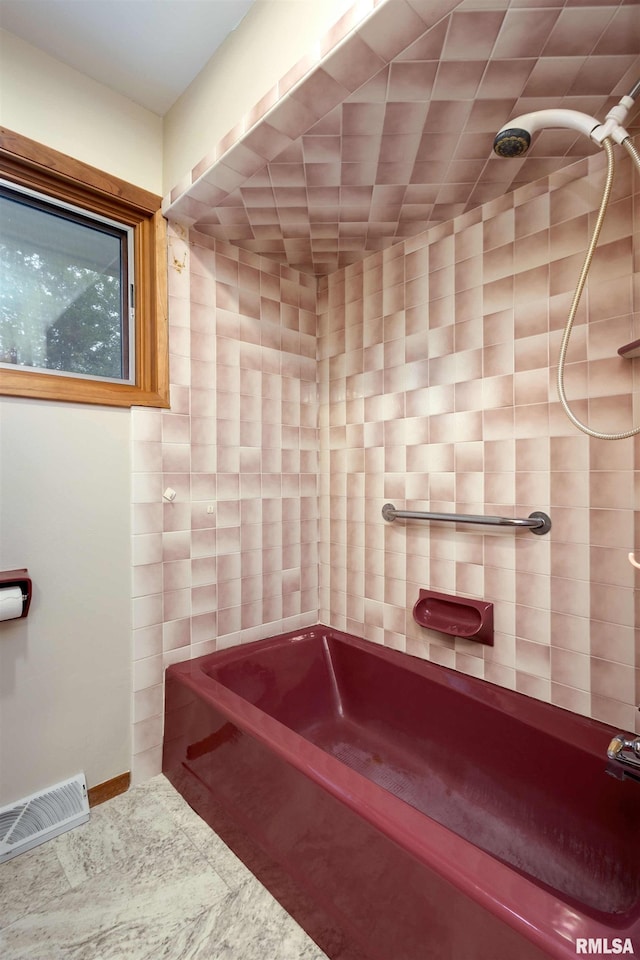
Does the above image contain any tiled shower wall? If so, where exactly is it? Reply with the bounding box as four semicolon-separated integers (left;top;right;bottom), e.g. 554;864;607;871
131;145;639;783
318;146;640;736
131;229;319;782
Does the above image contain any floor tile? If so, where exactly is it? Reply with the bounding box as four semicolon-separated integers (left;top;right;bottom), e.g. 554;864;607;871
0;775;330;960
140;876;329;960
52;782;177;888
0;841;72;929
150;777;251;889
1;832;229;960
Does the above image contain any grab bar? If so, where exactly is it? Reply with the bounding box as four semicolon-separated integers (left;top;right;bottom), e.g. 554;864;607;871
382;503;551;535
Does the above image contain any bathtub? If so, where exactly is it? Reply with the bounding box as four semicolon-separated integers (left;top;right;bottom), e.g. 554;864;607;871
162;626;640;960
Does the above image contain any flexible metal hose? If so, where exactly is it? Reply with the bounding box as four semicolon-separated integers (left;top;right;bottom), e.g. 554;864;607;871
556;135;640;440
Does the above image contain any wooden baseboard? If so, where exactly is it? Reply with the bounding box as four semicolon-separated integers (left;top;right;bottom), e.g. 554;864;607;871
87;772;130;807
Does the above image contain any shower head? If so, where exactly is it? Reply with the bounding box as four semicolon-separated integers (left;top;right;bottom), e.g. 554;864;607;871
493;109;601;157
493;87;638;158
493;127;531;158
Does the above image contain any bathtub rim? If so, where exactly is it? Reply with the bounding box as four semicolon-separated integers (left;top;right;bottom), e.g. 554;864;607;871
165;623;640;958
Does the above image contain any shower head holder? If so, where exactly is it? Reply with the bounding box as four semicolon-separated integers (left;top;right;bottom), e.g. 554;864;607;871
591;96;635;145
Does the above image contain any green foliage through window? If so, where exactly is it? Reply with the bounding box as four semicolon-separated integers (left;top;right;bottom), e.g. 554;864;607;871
0;184;132;382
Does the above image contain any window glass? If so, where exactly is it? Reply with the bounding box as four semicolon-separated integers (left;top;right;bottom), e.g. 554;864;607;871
0;182;134;382
0;127;168;408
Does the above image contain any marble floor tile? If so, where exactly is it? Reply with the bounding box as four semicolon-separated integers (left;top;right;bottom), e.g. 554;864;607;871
0;839;72;929
52;782;177;888
148;777;251;889
0;775;330;960
1;831;229;960
139;876;329;960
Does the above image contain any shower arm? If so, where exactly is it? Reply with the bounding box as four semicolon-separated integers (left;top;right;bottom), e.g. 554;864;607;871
495;107;630;147
493;85;638;156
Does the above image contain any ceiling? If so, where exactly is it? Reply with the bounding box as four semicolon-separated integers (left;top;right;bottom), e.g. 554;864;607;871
165;0;640;275
0;0;255;115
3;0;638;275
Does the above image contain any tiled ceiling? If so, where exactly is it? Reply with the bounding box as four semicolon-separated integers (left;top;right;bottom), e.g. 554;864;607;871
165;0;640;276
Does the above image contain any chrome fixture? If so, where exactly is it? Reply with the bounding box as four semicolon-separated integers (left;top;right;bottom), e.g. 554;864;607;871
381;504;551;535
493;81;640;441
607;733;640;783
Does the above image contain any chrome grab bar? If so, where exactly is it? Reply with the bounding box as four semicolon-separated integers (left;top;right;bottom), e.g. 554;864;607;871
381;503;552;535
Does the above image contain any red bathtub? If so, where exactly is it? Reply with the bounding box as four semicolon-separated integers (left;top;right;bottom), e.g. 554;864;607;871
162;626;640;960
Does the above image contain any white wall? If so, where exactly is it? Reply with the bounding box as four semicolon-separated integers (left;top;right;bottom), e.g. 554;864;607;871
0;400;131;804
0;30;159;804
0;29;163;195
163;0;356;193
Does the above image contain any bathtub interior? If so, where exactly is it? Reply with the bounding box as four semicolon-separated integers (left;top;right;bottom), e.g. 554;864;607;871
201;629;640;920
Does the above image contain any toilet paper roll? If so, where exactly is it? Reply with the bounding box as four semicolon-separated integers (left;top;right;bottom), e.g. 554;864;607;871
0;585;25;622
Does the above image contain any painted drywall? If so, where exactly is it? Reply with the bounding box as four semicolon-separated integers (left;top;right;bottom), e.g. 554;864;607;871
0;29;163;195
0;399;131;805
0;29;148;803
163;0;356;193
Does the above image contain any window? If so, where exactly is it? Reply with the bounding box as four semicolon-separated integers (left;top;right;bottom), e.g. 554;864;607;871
0;129;168;407
1;183;134;381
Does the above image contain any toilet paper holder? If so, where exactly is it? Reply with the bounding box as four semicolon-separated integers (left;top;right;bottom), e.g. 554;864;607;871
0;569;32;619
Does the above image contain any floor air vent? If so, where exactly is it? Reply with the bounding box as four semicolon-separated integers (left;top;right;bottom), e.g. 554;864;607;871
0;773;89;863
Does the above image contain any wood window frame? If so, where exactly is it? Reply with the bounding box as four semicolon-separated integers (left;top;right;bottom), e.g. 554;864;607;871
0;127;169;407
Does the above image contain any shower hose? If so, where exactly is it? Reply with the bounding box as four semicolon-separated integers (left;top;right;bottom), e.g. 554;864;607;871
557;134;640;440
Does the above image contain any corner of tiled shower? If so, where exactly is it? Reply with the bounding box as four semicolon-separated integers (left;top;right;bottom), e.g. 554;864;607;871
131;221;323;784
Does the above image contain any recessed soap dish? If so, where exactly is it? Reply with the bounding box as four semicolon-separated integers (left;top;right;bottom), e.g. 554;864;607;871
618;339;640;359
413;589;493;646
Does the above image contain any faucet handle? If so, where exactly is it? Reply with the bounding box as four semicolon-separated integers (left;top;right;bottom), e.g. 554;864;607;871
607;734;627;759
608;733;640;760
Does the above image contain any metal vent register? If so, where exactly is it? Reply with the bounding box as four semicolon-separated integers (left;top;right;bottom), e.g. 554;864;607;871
0;773;89;862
